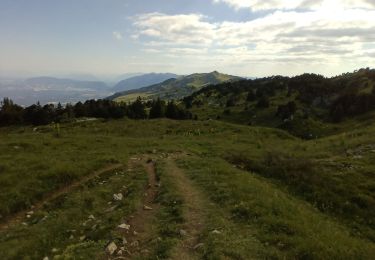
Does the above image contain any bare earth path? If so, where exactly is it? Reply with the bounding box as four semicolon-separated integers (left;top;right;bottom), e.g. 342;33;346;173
109;156;161;259
166;154;209;260
0;163;123;232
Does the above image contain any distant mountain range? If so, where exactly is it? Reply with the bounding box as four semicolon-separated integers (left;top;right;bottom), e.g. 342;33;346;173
108;71;242;102
112;73;178;92
0;72;243;106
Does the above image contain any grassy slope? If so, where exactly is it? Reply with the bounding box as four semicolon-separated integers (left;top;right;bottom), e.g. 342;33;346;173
113;72;241;103
188;69;375;139
0;119;374;258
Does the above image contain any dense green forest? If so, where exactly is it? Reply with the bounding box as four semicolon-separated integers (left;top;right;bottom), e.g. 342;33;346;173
0;97;193;126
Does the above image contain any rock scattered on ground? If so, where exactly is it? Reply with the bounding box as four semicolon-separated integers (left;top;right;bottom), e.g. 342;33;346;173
118;223;130;230
113;193;123;201
143;205;153;210
106;242;118;255
211;229;221;234
179;229;187;236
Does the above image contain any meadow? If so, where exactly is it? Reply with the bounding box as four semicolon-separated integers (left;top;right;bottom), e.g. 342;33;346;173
0;118;374;259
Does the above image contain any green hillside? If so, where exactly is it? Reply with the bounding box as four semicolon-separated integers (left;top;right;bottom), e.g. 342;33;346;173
109;71;241;103
184;68;375;138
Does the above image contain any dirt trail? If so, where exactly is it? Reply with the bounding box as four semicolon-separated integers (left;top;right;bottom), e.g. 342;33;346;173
166;155;209;260
0;163;123;232
112;157;160;259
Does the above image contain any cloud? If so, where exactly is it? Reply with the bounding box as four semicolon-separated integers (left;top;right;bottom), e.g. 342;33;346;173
133;13;217;46
130;2;375;75
213;0;375;11
113;31;123;40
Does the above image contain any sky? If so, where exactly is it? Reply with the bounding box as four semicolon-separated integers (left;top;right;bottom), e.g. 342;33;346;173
0;0;375;78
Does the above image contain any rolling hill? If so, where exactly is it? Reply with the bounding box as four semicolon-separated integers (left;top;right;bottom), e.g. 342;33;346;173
184;68;375;138
108;71;242;102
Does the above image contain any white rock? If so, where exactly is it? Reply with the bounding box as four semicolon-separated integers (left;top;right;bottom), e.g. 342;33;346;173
143;205;153;210
88;215;95;220
118;223;130;230
43;257;49;260
179;229;187;236
211;229;221;234
106;242;117;255
113;193;123;201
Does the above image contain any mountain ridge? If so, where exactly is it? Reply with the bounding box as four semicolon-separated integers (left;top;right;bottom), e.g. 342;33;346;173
108;71;242;102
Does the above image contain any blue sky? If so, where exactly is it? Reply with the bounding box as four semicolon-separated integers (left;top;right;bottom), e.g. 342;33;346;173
1;0;375;77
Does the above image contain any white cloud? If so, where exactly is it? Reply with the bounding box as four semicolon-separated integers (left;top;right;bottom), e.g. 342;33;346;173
113;31;123;40
134;13;217;46
213;0;375;11
130;2;375;76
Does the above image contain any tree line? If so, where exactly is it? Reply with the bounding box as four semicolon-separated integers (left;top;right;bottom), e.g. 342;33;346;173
0;97;194;127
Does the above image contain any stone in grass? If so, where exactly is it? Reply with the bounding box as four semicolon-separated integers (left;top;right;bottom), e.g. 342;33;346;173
143;205;153;210
113;193;124;201
106;242;118;255
118;223;130;230
211;229;221;234
179;229;187;236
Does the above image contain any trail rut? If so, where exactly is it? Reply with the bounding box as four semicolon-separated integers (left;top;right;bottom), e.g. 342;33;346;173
0;163;123;232
109;157;160;259
165;155;209;260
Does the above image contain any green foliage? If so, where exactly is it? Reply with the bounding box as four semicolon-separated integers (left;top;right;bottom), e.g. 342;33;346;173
149;98;166;119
